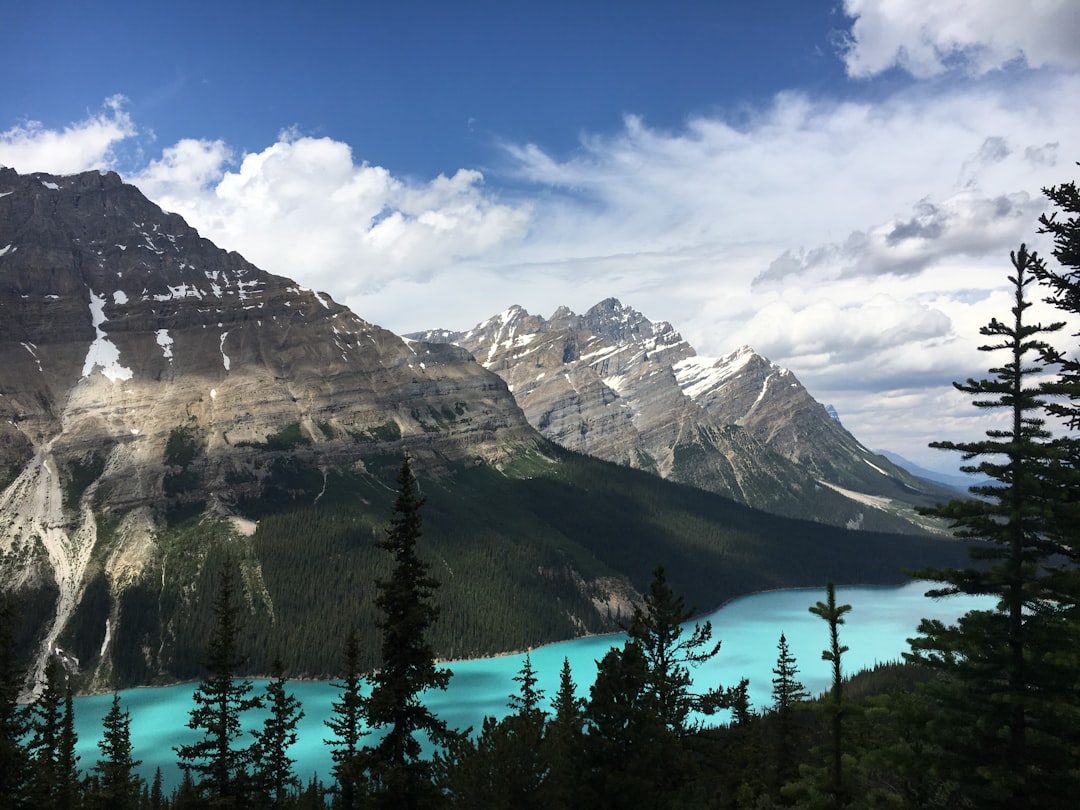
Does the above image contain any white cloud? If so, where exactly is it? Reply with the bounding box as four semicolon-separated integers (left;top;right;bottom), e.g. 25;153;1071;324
839;0;1080;77
133;132;531;296
0;95;135;174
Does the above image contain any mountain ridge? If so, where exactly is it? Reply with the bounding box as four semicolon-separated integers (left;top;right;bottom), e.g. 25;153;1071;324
411;299;956;531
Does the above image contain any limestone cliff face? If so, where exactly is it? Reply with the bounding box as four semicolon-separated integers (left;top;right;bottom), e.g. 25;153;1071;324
414;300;949;527
0;168;542;685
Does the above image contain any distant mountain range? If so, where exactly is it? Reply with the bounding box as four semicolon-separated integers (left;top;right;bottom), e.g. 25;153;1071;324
410;300;956;533
0;168;967;692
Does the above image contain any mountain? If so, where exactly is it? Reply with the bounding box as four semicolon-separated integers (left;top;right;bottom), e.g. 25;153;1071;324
0;169;967;692
412;300;955;532
875;450;985;495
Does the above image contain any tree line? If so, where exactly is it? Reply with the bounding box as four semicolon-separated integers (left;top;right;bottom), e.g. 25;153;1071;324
2;174;1080;808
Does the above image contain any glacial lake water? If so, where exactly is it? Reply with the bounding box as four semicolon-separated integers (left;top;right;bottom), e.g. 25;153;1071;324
71;581;993;790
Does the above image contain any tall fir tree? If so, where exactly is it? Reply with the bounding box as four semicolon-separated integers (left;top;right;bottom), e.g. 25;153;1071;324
361;455;455;809
771;632;809;795
250;659;304;807
26;657;64;808
88;693;142;810
325;629;367;810
56;686;80;810
803;582;852;810
624;563;724;734
906;244;1080;808
175;557;263;807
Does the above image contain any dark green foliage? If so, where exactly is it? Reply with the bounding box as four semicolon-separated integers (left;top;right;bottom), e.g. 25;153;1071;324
361;455;456;809
325;630;367;810
0;597;30;809
624;563;724;734
438;655;549;808
1037;171;1080;427
770;632;809;794
805;582;853;809
27;658;65;808
250;660;304;807
164;425;203;468
906;245;1080;808
87;693;143;810
174;558;263;806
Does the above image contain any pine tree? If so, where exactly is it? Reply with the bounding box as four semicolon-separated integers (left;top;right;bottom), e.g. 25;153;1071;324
770;632;809;795
361;455;455;809
88;693;142;810
808;581;852;810
26;657;64;808
56;684;81;809
250;659;304;807
0;597;30;809
175;557;262;806
906;244;1080;808
542;658;585;809
325;629;367;810
624;563;724;734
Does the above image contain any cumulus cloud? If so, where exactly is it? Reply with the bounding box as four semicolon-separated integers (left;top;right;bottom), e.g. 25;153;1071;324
0;95;136;174
839;0;1080;77
133;131;532;297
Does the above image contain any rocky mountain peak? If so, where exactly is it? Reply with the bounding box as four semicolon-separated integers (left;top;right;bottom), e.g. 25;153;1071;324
414;299;950;531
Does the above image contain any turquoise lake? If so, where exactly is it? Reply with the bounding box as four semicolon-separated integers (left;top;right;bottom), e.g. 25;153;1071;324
70;581;993;790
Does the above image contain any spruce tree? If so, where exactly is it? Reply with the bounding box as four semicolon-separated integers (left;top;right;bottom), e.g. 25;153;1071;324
361;455;455;809
808;581;852;810
906;244;1080;808
250;659;304;807
325;629;367;809
770;632;809;795
88;693;142;810
543;658;585;809
624;562;724;734
26;657;64;808
175;557;262;806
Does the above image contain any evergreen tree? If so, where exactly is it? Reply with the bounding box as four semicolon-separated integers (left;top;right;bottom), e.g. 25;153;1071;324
624;563;724;734
808;581;852;810
770;632;809;796
542;658;585;809
250;659;304;807
0;597;30;809
149;767;165;810
56;684;81;810
175;558;262;807
88;693;143;810
906;244;1080;808
361;455;455;809
1036;172;1080;427
325;629;367;809
26;657;64;808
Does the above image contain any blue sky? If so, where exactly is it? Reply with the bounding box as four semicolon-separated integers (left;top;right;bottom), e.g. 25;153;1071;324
3;0;1080;471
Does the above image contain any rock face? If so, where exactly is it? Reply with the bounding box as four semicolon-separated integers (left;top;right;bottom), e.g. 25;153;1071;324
413;299;951;527
0;168;541;686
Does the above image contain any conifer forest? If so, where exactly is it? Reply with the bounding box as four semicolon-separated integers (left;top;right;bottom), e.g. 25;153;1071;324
2;176;1079;809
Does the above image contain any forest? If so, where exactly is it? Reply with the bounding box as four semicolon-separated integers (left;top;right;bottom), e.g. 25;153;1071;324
1;176;1078;809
